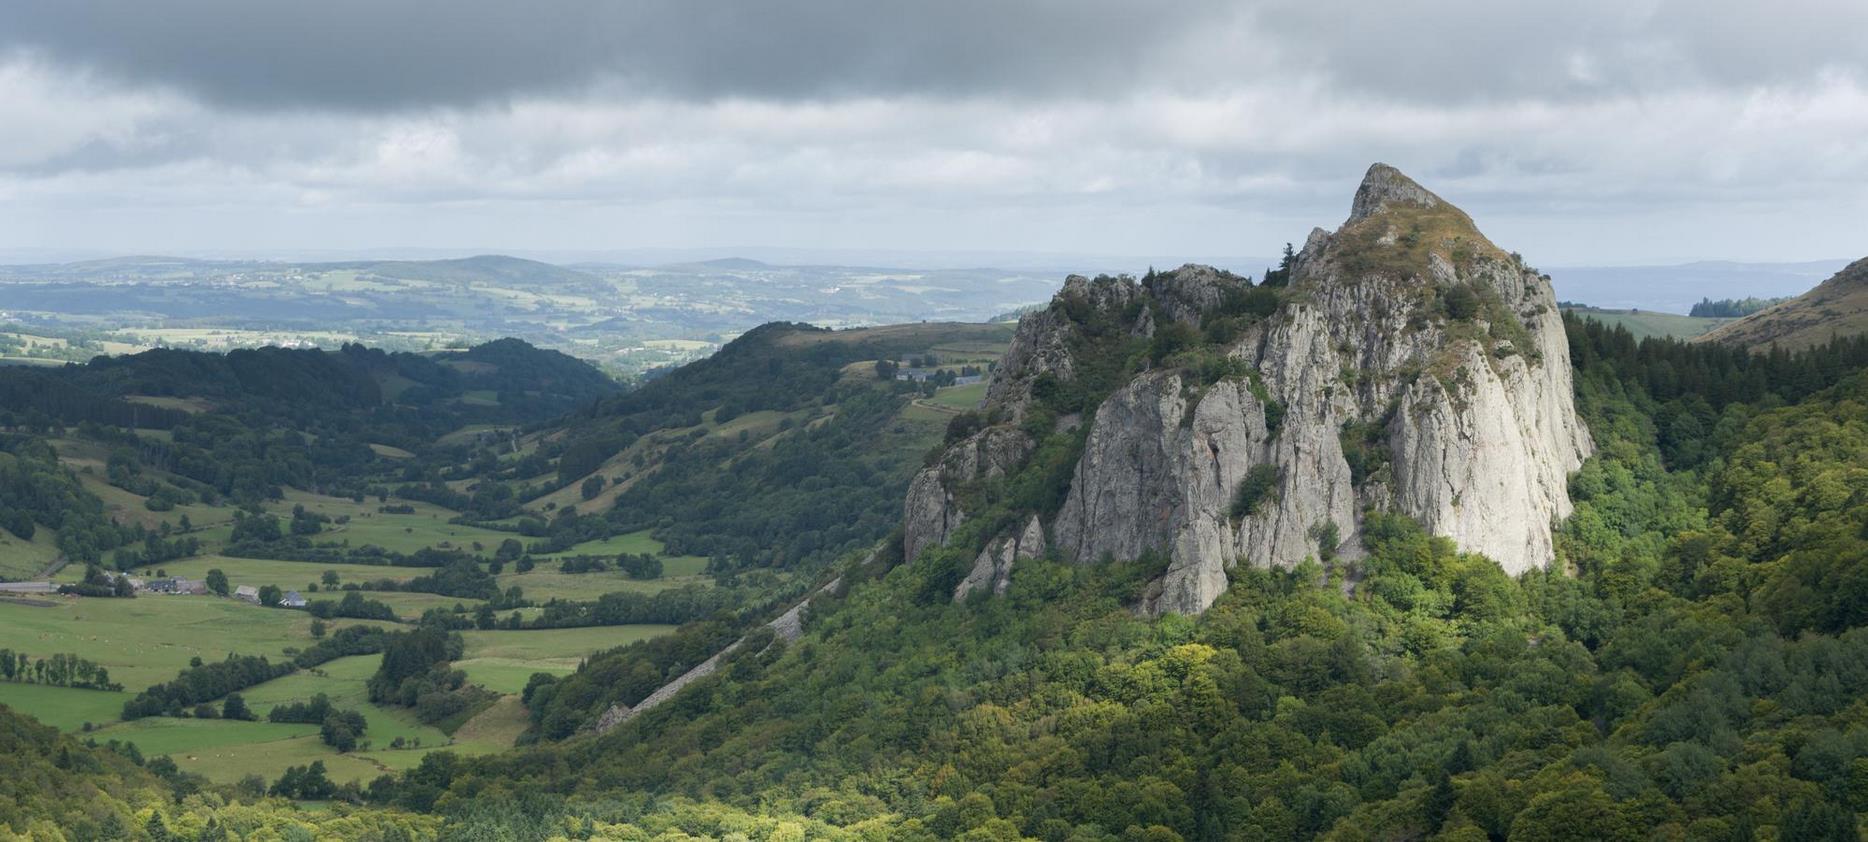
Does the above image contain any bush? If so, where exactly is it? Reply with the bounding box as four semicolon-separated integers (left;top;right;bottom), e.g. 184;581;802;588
1231;464;1283;519
1442;284;1481;320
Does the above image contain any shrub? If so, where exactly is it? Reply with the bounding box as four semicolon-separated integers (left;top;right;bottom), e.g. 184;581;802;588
1231;464;1283;519
1442;284;1481;320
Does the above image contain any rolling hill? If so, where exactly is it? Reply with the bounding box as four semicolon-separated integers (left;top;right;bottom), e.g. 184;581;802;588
1696;256;1868;351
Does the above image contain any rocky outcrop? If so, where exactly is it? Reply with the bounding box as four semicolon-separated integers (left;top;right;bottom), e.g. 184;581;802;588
906;163;1592;615
1351;162;1443;222
954;515;1046;601
1052;370;1360;615
983;273;1150;415
903;426;1033;563
905;273;1149;563
1143;264;1252;326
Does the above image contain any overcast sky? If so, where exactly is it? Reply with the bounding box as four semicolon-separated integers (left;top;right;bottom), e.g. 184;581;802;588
1;0;1864;265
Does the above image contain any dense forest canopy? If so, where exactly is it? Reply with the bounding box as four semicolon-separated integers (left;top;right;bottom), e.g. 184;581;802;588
5;312;1868;840
362;315;1868;840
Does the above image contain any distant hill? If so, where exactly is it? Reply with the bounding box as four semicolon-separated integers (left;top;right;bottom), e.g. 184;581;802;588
338;254;600;288
0;338;619;430
1696;257;1868;351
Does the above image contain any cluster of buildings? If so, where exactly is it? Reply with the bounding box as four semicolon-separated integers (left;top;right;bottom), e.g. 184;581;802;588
122;575;307;607
894;368;985;385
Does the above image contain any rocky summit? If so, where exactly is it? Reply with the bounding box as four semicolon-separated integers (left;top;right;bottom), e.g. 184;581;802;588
906;163;1593;614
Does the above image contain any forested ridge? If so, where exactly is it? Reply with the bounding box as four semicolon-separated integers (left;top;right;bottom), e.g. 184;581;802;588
355;315;1868;840
7;314;1868;840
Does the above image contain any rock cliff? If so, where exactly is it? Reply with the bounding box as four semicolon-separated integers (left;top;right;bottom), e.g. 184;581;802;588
905;164;1592;613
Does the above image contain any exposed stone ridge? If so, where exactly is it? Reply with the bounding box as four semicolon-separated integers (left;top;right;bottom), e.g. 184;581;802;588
1144;264;1252;326
904;164;1592;616
1350;162;1445;222
954;515;1045;601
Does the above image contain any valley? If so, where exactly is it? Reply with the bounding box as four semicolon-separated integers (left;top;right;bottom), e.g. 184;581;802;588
0;318;1013;797
1;167;1865;839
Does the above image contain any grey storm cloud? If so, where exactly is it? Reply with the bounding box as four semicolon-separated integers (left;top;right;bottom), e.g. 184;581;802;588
3;0;1863;111
0;0;1864;265
0;0;1242;109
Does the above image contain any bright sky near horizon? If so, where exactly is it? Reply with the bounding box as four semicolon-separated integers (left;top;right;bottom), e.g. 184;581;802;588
1;1;1864;265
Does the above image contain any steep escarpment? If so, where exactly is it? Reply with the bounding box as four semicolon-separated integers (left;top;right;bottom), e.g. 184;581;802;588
909;164;1592;614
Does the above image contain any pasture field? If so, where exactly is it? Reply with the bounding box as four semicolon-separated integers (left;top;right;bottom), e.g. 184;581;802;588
455;657;575;695
124;394;216;414
63;463;237;535
271;490;516;554
704;408;807;440
118;722;387;785
0;527;61;578
1562;307;1735;340
0;596;359;691
367;443;416;459
532;529;707;569
926;381;988;410
494;567;697;601
899;401;953;424
238;655;453;749
504;529;710;599
461;625;675;670
96;718;317;756
364;591;485;617
0;683;128;730
450;695;532;750
148;555;432;591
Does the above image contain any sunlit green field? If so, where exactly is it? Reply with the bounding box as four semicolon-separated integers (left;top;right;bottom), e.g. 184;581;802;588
531;529;707;568
1562;307;1735;341
0;683;128;730
0;527;61;578
238;654;452;748
495;566;698;601
455;658;575;695
461;625;675;670
0;595;360;692
925;381;987;409
364;591;485;617
139;555;431;591
272;490;516;554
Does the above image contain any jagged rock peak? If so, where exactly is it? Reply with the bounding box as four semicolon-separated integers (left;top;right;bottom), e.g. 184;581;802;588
1349;163;1444;222
906;164;1593;617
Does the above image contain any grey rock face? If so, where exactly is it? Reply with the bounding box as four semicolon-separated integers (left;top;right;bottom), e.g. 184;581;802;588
984;273;1149;417
903;426;1033;563
1351;162;1444;222
907;273;1146;564
953;515;1046;601
908;164;1592;615
1144;264;1252;326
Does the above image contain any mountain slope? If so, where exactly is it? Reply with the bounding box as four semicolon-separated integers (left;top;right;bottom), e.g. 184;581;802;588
908;164;1590;614
1695;256;1868;351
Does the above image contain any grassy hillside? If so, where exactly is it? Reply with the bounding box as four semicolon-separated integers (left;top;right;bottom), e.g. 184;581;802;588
1697;256;1868;351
